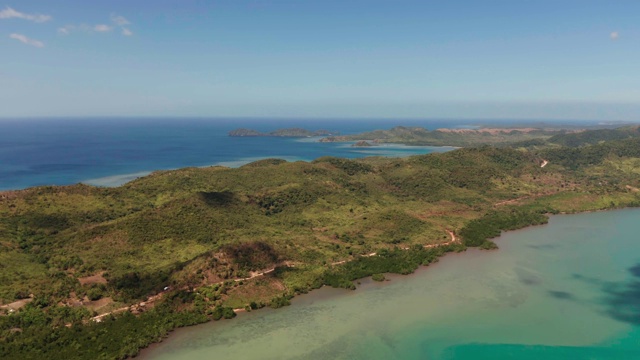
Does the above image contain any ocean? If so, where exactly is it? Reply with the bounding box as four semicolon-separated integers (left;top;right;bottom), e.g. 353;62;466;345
141;208;640;360
0;117;613;191
0;118;474;191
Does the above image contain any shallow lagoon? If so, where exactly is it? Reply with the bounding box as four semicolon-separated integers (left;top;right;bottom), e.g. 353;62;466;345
143;208;640;360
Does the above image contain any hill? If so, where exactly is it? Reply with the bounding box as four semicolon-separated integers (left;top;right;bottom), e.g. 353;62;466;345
318;125;569;147
2;135;640;359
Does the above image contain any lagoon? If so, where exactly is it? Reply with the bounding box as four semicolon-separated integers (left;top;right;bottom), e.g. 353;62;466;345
142;208;640;360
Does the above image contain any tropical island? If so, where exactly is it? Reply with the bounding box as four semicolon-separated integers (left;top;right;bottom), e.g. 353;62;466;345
2;126;640;359
317;125;638;147
228;128;339;137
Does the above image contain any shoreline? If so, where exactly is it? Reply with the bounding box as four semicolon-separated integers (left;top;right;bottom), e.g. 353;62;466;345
4;128;640;359
0;143;453;192
137;208;637;359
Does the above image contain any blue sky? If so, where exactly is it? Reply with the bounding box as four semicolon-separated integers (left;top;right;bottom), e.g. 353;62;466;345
1;1;639;120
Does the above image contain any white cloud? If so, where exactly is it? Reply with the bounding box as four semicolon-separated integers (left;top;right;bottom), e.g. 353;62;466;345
610;31;619;41
57;14;132;37
0;7;51;23
111;14;130;26
58;25;75;35
9;33;44;47
94;24;112;32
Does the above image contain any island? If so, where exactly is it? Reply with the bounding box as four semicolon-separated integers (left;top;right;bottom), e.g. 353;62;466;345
316;125;630;147
229;128;339;137
351;140;374;147
2;126;640;359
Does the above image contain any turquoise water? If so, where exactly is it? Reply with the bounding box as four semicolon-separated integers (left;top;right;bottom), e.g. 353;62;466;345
142;209;640;359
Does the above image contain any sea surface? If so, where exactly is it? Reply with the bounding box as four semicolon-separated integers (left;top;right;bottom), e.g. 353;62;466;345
142;208;640;360
0;117;610;191
0;118;466;191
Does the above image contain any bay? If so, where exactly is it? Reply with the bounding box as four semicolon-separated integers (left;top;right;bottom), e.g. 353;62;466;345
0;117;606;191
142;208;640;360
0;118;463;190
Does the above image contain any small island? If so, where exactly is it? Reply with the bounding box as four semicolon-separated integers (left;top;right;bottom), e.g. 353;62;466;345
351;140;374;147
229;128;339;137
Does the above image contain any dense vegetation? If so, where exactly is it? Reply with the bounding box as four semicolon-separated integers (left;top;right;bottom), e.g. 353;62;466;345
547;126;640;147
320;124;640;148
318;125;566;146
2;129;640;359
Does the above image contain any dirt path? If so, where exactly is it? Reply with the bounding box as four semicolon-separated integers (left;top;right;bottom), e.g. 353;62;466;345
493;190;560;207
91;306;129;322
330;230;458;266
90;265;291;322
92;233;462;321
0;298;33;312
425;230;457;248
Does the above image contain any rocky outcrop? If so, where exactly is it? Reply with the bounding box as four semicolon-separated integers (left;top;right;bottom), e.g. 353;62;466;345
352;140;374;147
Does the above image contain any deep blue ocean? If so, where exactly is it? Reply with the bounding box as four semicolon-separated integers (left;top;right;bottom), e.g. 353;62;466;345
0;117;613;191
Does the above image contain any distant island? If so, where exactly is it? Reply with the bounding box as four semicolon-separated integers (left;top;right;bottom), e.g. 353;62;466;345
352;140;374;147
229;128;339;137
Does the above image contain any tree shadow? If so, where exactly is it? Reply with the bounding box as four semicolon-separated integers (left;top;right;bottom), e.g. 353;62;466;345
198;191;236;207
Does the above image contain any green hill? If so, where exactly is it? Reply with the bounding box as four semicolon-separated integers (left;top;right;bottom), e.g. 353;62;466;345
319;125;565;146
2;135;640;359
547;126;640;147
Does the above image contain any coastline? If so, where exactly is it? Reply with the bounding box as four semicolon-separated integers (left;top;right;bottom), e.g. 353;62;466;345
4;127;640;359
79;143;453;189
138;208;640;359
137;208;633;359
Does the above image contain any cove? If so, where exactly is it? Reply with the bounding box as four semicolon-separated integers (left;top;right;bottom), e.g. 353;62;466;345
142;208;640;359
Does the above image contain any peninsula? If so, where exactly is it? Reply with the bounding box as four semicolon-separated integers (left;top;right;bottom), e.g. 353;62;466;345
2;126;640;359
318;125;578;147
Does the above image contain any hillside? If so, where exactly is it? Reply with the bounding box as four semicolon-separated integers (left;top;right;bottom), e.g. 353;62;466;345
318;125;569;146
2;136;640;359
546;125;640;147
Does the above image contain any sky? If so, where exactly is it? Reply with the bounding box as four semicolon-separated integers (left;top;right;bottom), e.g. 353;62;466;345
1;0;639;120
